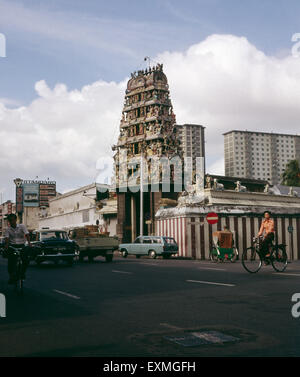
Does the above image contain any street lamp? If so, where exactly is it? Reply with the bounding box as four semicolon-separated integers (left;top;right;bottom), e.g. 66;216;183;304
0;192;3;237
140;141;147;237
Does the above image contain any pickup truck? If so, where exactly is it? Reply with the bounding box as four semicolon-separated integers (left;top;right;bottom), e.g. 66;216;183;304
68;227;119;262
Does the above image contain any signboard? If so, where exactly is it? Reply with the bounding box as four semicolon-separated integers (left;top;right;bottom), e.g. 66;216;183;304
206;212;219;225
23;183;40;207
16;186;23;213
15;180;56;211
39;183;56;207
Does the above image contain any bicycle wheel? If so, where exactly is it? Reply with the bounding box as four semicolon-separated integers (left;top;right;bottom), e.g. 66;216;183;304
210;248;219;263
230;248;238;263
15;278;23;296
271;246;288;272
14;260;24;296
242;247;262;273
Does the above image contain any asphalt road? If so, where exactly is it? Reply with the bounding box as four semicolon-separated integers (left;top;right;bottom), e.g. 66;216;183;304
0;254;300;357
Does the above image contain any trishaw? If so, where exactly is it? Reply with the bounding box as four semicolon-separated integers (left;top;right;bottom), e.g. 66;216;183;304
209;230;238;262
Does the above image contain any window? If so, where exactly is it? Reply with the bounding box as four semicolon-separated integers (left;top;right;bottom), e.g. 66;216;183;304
41;231;68;241
142;238;152;244
82;210;90;223
152;238;162;244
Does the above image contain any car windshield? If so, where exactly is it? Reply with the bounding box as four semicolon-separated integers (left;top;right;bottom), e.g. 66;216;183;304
163;237;177;244
40;231;68;241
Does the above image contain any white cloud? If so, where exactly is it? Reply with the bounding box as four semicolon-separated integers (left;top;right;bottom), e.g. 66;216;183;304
1;34;300;199
0;97;22;107
0;79;126;197
207;158;224;176
157;34;300;171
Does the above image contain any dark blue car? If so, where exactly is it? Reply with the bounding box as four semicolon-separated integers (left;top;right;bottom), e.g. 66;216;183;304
30;229;79;266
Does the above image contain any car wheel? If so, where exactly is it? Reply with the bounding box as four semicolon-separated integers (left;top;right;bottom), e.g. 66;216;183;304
149;250;156;259
121;250;128;258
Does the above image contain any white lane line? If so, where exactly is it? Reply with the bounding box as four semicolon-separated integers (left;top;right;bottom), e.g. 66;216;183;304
186;280;235;287
112;270;132;274
273;273;300;277
53;289;81;300
160;323;183;331
195;263;221;266
138;263;159;266
197;267;226;271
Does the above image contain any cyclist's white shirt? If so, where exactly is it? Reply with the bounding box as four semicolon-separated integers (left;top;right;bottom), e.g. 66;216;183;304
5;224;29;245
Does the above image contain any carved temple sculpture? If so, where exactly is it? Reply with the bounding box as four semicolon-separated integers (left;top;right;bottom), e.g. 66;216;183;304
112;64;183;242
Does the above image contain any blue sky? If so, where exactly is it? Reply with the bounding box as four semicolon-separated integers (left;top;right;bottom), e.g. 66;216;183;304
1;0;300;201
0;0;299;105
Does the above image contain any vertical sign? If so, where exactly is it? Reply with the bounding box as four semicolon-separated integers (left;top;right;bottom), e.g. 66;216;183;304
16;186;23;213
39;183;56;207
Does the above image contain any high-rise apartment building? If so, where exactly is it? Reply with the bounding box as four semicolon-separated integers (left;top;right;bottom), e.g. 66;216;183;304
224;130;300;185
176;124;205;173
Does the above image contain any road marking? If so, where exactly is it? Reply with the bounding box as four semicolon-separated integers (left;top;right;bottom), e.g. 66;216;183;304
53;289;81;300
197;267;226;271
273;273;300;277
186;280;235;287
112;270;132;274
195;263;221;266
160;323;183;331
138;263;159;266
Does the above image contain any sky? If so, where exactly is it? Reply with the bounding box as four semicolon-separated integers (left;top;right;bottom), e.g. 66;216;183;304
1;0;300;201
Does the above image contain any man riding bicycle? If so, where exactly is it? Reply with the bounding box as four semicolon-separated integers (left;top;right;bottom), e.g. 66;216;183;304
4;214;32;284
257;210;275;258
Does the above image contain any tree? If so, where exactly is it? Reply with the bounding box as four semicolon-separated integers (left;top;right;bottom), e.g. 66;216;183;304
281;159;300;186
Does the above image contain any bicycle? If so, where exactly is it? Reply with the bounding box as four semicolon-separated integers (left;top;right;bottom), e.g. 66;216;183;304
9;246;27;295
242;236;288;274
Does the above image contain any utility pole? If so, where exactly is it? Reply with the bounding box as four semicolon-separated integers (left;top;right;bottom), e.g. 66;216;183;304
0;192;3;237
140;149;144;237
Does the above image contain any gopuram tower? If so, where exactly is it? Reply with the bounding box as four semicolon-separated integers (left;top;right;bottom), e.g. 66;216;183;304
112;63;182;242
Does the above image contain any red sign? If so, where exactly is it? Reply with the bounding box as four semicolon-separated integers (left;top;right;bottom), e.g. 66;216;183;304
16;186;23;213
206;212;219;225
